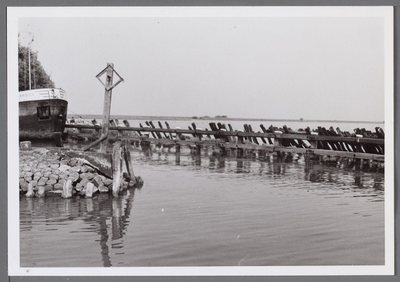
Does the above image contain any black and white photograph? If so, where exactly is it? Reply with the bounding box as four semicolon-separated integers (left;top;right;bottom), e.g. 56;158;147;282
7;6;394;276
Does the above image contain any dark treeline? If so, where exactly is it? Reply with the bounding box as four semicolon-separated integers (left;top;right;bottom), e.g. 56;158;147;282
18;42;55;91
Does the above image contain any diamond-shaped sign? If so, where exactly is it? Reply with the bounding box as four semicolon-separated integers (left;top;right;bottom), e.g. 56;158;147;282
96;64;124;91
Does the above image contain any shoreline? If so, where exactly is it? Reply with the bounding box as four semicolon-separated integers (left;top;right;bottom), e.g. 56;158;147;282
67;114;384;125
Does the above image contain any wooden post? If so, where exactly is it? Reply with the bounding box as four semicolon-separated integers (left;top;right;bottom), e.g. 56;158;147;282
123;141;135;179
37;186;45;198
165;122;174;140
61;179;73;199
158;121;170;139
237;134;244;158
112;141;123;197
25;182;34;198
86;182;95;198
196;144;202;155
220;144;227;156
100;63;114;153
308;137;317;149
92;119;101;135
273;134;282;147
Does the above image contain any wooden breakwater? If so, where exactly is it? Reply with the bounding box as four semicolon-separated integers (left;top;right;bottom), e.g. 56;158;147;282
64;120;385;171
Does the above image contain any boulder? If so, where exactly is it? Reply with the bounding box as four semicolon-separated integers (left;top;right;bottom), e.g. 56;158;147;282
33;172;43;180
93;175;104;187
98;186;109;193
80;172;94;180
59;164;71;172
68;172;80;182
49;174;59;181
80;178;89;187
43;170;52;178
23;166;32;172
37;177;48;186
44;185;53;191
19;141;32;150
20;181;29;192
54;183;63;191
80;166;88;173
46;178;57;185
50;163;60;169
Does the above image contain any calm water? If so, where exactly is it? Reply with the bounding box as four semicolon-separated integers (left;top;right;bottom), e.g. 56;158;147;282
20;148;385;267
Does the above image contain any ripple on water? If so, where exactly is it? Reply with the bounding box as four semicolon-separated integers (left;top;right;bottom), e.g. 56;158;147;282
20;152;384;267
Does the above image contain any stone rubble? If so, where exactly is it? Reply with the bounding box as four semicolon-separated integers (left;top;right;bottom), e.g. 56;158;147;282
19;148;143;198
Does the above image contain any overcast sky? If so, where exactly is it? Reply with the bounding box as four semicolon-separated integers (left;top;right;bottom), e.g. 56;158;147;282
19;15;385;121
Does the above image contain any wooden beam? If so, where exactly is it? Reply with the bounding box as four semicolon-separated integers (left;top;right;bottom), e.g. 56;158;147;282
83;134;108;151
66;124;385;145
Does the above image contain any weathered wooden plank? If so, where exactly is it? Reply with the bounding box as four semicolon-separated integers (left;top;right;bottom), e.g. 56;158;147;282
275;147;384;161
165;122;174;140
158;121;170;139
83;134;108;151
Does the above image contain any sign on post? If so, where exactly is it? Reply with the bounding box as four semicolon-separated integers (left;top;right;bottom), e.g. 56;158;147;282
83;63;124;153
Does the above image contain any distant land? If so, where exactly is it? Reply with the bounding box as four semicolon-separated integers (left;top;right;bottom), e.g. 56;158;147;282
67;114;384;124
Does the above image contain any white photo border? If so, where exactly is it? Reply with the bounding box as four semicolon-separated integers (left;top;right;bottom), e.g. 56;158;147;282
7;6;394;276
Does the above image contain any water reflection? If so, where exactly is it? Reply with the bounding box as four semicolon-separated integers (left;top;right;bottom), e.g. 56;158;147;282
20;149;384;267
21;187;140;267
146;149;385;196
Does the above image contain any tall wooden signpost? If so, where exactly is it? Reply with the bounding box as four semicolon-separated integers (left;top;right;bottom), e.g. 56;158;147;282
79;63;143;197
83;63;124;153
99;63;114;152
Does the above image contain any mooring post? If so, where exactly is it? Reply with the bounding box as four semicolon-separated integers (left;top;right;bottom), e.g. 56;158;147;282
100;63;114;153
85;182;95;198
37;186;45;198
237;134;244;158
123;141;136;186
220;145;227;156
112;140;123;197
61;179;73;199
308;136;317;149
25;182;34;198
273;134;282;147
175;153;181;165
196;144;202;156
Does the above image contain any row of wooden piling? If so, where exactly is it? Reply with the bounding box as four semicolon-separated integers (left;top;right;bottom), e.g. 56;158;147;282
65;119;384;164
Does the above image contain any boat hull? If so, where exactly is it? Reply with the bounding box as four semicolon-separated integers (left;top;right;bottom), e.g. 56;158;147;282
19;99;68;143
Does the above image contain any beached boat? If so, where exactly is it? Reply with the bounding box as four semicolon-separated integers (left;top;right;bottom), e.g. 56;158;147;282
19;88;68;146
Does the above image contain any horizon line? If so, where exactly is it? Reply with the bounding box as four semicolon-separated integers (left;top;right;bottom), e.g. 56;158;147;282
66;114;384;124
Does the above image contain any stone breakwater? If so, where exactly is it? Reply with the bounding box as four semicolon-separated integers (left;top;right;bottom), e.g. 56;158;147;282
19;148;142;198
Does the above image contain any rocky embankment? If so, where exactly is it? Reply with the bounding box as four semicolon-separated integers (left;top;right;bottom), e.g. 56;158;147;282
19;148;142;198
